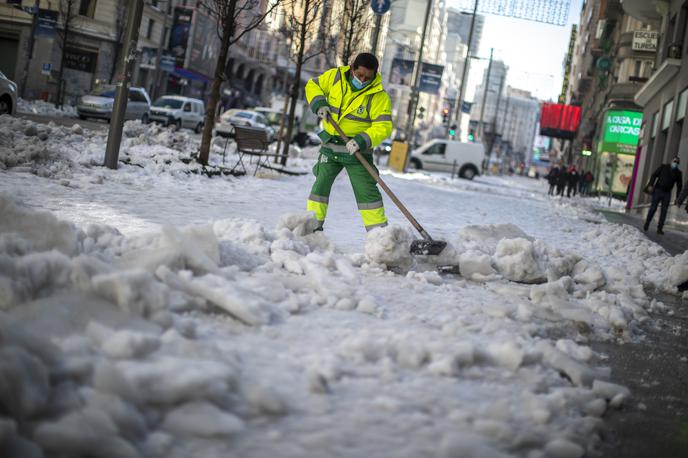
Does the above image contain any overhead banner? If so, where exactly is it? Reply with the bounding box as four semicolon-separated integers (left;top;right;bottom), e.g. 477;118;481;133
390;58;414;86
599;110;642;154
389;59;444;94
170;7;192;68
419;63;444;94
539;103;581;139
35;9;58;39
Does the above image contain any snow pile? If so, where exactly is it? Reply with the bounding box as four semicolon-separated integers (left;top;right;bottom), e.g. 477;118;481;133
17;98;77;117
364;224;413;269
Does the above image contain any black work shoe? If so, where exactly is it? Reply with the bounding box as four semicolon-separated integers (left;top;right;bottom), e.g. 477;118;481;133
657;229;665;235
643;222;649;232
313;226;324;232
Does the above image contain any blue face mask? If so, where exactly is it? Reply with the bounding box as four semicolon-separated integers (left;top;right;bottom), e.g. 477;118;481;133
352;75;370;90
672;162;679;169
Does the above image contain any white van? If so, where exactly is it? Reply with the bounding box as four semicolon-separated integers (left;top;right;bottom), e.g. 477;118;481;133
150;96;205;133
408;139;485;179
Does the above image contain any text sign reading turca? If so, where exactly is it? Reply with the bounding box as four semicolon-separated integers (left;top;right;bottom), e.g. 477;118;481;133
632;31;659;52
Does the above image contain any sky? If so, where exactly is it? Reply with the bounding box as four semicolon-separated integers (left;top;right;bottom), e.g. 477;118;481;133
448;0;585;102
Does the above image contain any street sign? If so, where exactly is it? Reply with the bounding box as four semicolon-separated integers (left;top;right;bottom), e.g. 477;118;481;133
370;0;391;15
41;63;52;75
35;9;58;38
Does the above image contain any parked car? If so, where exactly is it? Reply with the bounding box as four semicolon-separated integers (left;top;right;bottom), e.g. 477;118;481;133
0;70;17;116
374;139;393;155
253;107;320;145
215;109;276;141
150;95;205;133
77;86;151;123
408;139;484;179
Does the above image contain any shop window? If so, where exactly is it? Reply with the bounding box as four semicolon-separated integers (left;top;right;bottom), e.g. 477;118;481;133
146;19;155;40
651;111;659;138
677;87;688;121
662;100;674;131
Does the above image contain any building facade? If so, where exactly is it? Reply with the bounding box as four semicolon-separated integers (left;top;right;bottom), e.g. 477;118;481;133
623;0;688;218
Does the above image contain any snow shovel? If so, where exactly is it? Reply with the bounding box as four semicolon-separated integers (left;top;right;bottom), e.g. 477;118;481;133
326;114;447;256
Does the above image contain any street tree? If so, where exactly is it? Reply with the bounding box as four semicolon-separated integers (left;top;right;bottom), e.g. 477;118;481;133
339;0;373;66
279;0;330;165
55;0;79;109
197;0;281;166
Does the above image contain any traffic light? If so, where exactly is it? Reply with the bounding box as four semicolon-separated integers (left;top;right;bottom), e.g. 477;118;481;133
449;123;457;138
442;107;449;126
468;127;475;142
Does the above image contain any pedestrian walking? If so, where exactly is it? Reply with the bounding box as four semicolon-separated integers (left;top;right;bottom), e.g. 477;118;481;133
566;165;580;197
581;170;594;195
545;165;560;196
305;53;393;232
643;156;683;235
556;165;569;196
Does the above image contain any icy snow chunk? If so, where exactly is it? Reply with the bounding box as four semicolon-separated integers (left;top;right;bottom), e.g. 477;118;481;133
276;212;320;237
493;238;546;283
438;432;512;458
0;346;50;418
101;329;161;359
572;260;606;291
668;251;688;288
34;407;139;458
458;250;497;281
486;341;524;371
271;249;304;274
459;223;532;253
0;193;79;255
163;401;244;437
242;383;288;415
91;268;168;317
536;341;602;387
357;295;378;315
592;380;630;403
544;439;584;458
364;224;413;269
97;357;235;405
555;339;593;362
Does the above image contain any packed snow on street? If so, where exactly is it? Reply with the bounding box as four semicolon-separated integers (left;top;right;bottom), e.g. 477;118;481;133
1;114;686;458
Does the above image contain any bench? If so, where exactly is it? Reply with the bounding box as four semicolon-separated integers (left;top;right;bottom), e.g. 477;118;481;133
226;125;288;176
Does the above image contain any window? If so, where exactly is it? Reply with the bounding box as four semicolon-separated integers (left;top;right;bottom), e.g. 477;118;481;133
79;0;97;18
183;103;191;112
146;19;155;40
651;111;659;138
677;87;688;121
422;143;446;155
129;90;146;102
634;60;642;77
662;100;674;130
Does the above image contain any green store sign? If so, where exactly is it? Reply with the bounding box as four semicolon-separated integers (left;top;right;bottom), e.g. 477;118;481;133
599;110;642;155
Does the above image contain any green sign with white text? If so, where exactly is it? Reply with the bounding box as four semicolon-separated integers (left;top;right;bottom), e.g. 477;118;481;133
600;110;642;155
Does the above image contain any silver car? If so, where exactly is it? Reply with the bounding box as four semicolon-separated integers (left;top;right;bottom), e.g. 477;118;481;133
77;86;151;122
215;109;276;141
0;70;17;116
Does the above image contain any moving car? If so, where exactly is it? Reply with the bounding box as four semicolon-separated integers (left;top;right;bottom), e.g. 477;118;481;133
408;139;485;179
214;109;275;141
0;70;17;116
150;96;205;133
77;86;151;123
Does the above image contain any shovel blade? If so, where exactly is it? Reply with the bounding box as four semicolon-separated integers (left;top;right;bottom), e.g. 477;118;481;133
410;239;447;256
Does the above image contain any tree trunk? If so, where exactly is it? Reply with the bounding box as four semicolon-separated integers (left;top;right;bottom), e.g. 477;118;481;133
281;0;310;166
198;1;236;166
56;1;72;109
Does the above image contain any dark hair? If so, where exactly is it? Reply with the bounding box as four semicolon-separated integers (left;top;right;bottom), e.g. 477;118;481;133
352;53;379;73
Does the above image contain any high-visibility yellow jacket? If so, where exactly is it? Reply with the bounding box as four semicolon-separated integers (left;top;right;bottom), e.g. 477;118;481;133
305;66;393;154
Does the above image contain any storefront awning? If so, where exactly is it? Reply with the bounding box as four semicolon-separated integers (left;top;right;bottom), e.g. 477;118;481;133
173;67;212;84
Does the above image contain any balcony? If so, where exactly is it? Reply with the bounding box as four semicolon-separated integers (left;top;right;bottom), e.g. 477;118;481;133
621;0;663;22
608;81;642;102
635;58;681;106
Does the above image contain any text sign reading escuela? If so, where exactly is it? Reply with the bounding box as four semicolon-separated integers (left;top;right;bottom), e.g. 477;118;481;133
632;31;659;52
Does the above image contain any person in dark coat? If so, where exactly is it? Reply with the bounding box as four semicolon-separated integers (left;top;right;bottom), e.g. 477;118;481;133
581;170;594;195
556;165;569;196
545;165;560;196
566;165;580;197
644;156;683;235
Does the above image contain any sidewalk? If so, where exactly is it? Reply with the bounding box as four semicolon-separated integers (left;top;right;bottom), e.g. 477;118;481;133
595;210;688;458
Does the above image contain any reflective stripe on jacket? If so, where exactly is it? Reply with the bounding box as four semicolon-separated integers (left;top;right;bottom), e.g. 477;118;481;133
305;66;393;152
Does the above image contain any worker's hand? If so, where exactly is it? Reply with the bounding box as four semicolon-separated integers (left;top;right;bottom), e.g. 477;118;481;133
346;139;360;154
317;106;331;119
